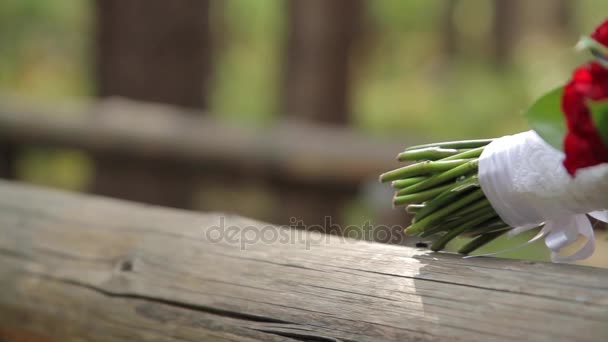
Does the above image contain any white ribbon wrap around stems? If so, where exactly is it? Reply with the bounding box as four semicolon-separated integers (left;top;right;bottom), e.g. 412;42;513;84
477;130;608;262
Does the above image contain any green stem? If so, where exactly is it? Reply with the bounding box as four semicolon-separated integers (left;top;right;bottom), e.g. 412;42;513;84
458;229;509;255
404;139;493;151
393;182;458;206
440;146;485;161
466;219;508;236
397;147;465;161
431;212;498;251
379;159;472;183
413;189;464;223
413;176;477;221
396;180;455;197
397;160;479;192
406;204;425;214
419;204;496;238
447;198;492;218
391;176;428;189
406;188;485;235
419;220;457;238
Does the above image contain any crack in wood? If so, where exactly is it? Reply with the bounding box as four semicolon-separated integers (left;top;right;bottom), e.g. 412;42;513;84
304;284;395;302
0;247;28;260
250;326;352;342
35;273;293;325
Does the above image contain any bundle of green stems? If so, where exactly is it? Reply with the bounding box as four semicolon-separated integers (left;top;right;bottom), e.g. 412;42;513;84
379;138;513;254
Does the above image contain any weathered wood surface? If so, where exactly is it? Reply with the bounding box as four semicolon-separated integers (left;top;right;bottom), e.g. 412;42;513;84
1;180;607;341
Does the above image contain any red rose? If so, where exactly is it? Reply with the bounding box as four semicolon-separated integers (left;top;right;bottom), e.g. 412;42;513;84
561;62;608;176
591;18;608;48
563;132;605;174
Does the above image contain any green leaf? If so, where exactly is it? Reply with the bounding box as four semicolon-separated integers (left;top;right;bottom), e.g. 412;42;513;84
524;87;566;151
588;100;608;147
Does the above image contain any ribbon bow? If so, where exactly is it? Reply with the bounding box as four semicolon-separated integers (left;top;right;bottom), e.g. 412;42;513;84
539;211;607;262
476;131;608;262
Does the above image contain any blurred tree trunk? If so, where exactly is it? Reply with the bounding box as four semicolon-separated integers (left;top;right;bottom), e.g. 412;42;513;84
441;0;460;61
93;0;211;208
282;0;362;125
0;145;16;179
553;0;575;37
209;0;228;58
96;0;211;107
278;0;362;228
526;0;575;39
491;0;519;70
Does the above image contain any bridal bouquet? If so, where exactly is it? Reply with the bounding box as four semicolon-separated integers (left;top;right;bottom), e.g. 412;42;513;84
380;19;608;262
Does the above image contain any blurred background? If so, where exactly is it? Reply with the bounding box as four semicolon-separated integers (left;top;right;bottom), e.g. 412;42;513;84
0;0;606;266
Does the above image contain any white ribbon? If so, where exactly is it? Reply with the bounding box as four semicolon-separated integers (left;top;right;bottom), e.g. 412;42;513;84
477;130;608;262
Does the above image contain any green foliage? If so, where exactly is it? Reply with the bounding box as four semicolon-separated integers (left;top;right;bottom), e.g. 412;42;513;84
15;148;93;191
210;0;283;125
367;0;441;31
0;0;92;97
524;87;566;151
589;100;608;146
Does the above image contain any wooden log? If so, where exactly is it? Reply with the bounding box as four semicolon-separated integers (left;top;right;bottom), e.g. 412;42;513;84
0;96;407;226
1;180;607;341
0;96;404;191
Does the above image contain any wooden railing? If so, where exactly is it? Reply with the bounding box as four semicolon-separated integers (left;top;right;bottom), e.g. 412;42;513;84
1;180;607;341
0;96;408;227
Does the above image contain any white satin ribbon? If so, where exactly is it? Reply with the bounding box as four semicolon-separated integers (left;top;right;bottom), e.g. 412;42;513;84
477;130;608;262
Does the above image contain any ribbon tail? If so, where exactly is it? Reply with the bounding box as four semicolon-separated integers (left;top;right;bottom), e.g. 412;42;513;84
546;215;595;263
589;210;608;223
507;223;541;237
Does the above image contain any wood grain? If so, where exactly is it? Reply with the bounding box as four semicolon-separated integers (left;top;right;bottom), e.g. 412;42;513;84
0;180;607;341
